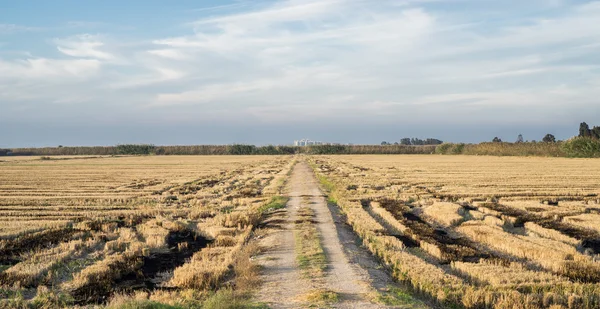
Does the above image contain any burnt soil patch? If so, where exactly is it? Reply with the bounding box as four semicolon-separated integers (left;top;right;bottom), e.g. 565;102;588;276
378;199;502;264
479;203;600;253
72;230;211;305
0;228;77;264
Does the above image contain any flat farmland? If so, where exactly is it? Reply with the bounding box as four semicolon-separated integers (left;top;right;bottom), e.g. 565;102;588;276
0;155;293;307
311;155;600;309
3;154;600;309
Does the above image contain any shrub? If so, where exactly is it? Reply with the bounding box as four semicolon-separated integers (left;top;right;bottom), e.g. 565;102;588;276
561;137;600;158
116;144;155;155
228;144;256;155
435;143;453;154
435;143;466;155
202;289;263;309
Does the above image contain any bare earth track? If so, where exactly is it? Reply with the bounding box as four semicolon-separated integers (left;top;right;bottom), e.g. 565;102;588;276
254;161;428;308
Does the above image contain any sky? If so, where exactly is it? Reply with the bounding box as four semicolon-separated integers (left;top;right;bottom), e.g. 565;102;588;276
1;0;600;147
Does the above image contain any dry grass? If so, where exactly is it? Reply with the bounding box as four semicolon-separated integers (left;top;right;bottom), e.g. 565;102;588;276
310;155;600;309
298;289;339;307
564;214;600;233
0;155;294;308
422;202;465;227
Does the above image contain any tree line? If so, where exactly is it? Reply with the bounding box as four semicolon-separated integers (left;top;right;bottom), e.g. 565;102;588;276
2;122;599;158
1;144;436;156
492;133;556;143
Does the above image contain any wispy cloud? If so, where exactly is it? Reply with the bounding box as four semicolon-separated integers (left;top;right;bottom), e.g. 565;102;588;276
0;23;42;34
1;0;600;138
55;34;114;60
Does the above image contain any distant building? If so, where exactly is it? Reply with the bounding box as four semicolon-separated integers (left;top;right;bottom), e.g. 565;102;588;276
293;139;325;146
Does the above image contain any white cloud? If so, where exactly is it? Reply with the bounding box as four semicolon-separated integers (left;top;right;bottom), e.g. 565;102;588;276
147;49;188;60
0;24;41;34
0;58;101;79
2;0;600;131
55;34;114;60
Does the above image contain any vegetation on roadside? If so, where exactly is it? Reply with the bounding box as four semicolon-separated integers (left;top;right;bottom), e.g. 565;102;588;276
299;289;339;307
258;196;289;215
294;205;326;278
374;286;426;308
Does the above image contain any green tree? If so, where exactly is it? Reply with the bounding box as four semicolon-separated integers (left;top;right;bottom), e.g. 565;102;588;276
580;122;591;137
400;138;411;145
592;126;600;139
542;134;556;143
516;134;524;143
492;137;502;143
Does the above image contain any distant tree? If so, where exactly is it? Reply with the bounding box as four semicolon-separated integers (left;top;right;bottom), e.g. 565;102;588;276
411;138;424;145
542;134;556;143
381;141;389;146
398;137;442;145
425;138;444;145
592;126;600;139
580;122;591;137
400;138;411;145
58;145;63;148
516;134;524;143
492;137;502;143
393;142;399;145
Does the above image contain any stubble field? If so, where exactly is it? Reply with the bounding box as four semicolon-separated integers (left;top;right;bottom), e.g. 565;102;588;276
0;155;293;308
310;155;600;309
2;154;600;309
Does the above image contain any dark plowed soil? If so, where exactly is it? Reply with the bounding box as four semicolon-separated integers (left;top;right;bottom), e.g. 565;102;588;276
72;230;210;305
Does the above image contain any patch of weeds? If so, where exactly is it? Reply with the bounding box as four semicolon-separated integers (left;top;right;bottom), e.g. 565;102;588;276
316;175;335;193
326;196;338;205
0;265;10;272
106;299;185;309
203;289;268;309
0;287;20;299
300;289;339;307
220;205;235;213
294;207;326;278
258;196;289;215
374;286;428;308
30;287;74;309
0;294;27;309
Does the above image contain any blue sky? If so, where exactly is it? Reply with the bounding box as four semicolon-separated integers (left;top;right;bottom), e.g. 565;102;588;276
1;0;600;147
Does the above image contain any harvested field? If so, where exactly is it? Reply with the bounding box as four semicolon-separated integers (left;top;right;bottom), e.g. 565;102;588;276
310;155;600;309
0;155;293;308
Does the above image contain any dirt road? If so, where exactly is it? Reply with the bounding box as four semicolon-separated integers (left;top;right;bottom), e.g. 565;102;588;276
254;161;428;308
